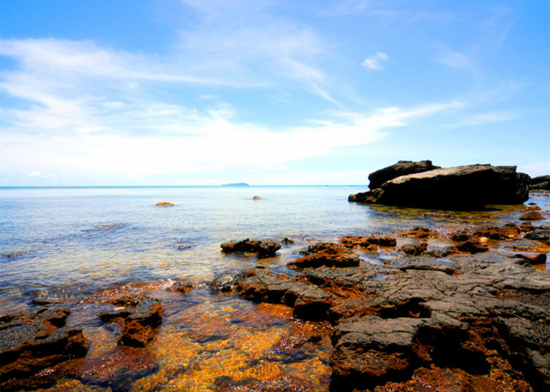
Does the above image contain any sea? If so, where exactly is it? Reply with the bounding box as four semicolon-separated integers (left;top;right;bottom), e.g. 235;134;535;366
1;185;546;316
1;185;548;390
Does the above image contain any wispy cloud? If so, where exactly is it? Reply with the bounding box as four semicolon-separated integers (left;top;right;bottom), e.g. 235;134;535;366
435;49;471;70
361;52;388;70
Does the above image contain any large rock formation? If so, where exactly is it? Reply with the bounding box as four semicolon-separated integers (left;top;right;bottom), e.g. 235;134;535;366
368;160;440;190
531;175;550;190
350;164;531;210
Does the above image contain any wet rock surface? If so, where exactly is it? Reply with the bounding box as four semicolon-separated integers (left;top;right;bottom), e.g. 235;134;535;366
228;223;550;391
2;219;549;391
99;295;163;347
287;242;362;269
0;308;89;391
221;238;282;258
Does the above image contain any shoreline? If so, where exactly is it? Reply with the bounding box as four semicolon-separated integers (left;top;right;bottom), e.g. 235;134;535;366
2;212;549;391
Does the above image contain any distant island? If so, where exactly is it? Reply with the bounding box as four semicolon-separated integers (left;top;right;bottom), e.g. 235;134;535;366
221;182;250;187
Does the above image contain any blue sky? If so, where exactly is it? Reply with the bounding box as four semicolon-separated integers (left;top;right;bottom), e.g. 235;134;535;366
0;0;548;186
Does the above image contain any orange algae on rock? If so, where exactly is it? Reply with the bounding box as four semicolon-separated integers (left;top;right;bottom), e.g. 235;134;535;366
155;201;175;206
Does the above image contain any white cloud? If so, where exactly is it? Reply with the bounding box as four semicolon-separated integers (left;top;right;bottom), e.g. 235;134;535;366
28;171;41;177
0;34;471;181
361;52;388;70
435;49;472;70
2;94;466;180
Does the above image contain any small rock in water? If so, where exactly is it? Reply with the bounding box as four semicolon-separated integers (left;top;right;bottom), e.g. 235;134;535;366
520;211;545;220
178;244;191;250
221;238;281;258
155;202;174;206
252;195;261;200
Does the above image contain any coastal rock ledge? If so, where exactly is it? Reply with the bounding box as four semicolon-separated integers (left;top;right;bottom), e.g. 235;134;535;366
350;162;530;210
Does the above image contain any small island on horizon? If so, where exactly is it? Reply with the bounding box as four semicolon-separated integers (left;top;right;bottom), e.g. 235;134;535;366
221;182;250;187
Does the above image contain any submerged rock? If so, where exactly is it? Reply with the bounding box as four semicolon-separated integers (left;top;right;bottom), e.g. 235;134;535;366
99;295;163;347
350;164;530;210
221;238;281;258
0;308;89;391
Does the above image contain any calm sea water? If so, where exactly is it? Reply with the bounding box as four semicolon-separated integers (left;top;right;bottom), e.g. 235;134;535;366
0;186;545;315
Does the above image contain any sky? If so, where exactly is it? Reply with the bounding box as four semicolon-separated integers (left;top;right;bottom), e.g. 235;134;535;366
0;0;548;186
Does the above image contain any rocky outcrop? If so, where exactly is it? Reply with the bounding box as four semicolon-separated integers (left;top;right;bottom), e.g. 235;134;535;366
368;160;440;190
99;295;163;347
0;308;89;391
226;229;550;391
350;164;531;210
221;238;281;258
287;242;361;269
531;175;550;190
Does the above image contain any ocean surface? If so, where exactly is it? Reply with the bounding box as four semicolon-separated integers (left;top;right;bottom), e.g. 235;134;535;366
0;185;547;316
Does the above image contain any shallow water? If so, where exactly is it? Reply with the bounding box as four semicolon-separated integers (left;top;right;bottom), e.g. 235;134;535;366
1;186;548;391
1;186;547;314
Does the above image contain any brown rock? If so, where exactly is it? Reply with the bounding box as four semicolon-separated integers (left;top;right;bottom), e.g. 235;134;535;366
453;238;489;254
400;242;428;256
288;242;361;269
0;308;88;391
221;238;281;258
236;267;334;321
399;227;440;239
514;253;547;265
167;280;194;295
155;201;175;206
340;235;396;248
520;211;545;221
99;296;163;347
472;223;521;240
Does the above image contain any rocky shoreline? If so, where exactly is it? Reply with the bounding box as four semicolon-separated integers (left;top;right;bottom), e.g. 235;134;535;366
2;162;550;391
2;216;549;391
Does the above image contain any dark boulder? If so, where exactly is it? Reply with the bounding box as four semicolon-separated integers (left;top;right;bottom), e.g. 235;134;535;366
525;229;550;244
221;238;281;258
351;164;530;210
368;160;440;190
531;175;550;190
